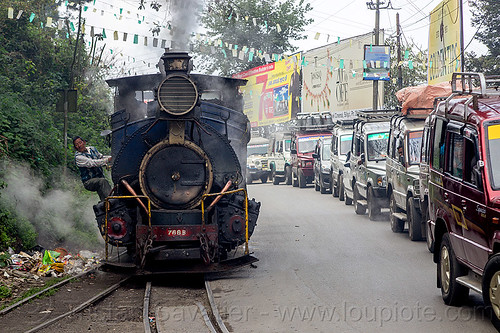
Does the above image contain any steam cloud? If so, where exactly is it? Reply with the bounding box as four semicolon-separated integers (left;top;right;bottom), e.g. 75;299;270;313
0;160;104;252
169;0;202;51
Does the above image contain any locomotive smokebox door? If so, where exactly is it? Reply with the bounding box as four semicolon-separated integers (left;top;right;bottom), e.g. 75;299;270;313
139;140;214;210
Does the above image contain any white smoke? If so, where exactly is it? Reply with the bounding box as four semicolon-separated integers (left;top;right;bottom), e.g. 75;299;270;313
169;0;203;51
0;160;104;252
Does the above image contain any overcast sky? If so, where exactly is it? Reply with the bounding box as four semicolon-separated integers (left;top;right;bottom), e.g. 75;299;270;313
77;0;486;77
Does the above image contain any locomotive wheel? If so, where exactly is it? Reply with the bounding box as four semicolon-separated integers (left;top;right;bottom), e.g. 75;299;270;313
438;233;469;305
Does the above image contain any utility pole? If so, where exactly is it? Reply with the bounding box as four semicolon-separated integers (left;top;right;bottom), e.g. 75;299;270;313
366;0;399;110
396;13;402;90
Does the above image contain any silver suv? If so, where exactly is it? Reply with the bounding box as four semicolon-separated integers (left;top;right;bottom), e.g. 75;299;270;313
268;132;292;185
386;115;425;240
344;110;395;220
329;120;354;200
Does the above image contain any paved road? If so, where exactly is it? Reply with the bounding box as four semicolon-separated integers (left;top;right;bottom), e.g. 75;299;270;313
209;183;496;333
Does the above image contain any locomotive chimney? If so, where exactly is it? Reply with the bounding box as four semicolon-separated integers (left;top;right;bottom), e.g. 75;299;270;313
161;50;192;76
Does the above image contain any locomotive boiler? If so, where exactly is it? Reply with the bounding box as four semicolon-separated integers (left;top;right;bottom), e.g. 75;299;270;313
93;51;260;271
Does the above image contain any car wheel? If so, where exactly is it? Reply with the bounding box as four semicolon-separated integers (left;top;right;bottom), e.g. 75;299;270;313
332;174;339;197
353;184;366;215
246;174;253;185
272;169;280;185
425;208;434;252
299;169;306;188
482;255;500;331
438;233;469;305
260;174;268;183
320;176;327;194
285;166;292;185
339;176;345;201
408;197;423;241
390;192;404;233
292;170;298;187
367;187;380;221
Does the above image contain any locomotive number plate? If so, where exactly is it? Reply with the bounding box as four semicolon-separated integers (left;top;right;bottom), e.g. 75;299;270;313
167;229;189;237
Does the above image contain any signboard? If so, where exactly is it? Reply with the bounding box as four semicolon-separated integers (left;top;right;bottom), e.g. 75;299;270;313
428;0;462;84
302;31;383;119
363;45;390;81
233;53;301;127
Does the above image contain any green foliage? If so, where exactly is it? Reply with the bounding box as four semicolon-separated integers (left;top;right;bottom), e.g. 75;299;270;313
196;0;313;75
0;285;12;299
470;0;500;57
0;201;37;251
383;38;428;108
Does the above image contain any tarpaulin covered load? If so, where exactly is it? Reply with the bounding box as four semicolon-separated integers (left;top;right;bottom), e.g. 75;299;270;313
396;82;452;116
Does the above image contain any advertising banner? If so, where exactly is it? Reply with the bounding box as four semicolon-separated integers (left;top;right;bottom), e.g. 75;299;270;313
233;53;301;127
363;45;391;81
302;31;382;119
428;0;462;84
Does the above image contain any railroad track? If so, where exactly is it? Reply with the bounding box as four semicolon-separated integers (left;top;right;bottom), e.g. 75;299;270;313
1;269;229;333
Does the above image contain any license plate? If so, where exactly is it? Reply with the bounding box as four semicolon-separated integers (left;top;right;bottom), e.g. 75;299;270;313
167;229;189;237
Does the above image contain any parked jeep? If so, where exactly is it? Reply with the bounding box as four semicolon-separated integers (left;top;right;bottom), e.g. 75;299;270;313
290;113;333;188
246;136;271;184
386;114;426;241
268;131;292;185
313;137;332;194
343;110;395;220
427;73;500;330
329;120;354;200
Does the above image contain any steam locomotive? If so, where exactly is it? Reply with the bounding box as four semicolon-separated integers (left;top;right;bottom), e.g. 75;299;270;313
93;51;260;272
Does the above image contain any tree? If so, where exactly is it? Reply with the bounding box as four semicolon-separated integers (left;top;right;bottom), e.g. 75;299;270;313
383;38;427;108
468;0;500;75
195;0;313;76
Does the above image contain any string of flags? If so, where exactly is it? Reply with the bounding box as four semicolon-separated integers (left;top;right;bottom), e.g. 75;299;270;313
5;3;441;73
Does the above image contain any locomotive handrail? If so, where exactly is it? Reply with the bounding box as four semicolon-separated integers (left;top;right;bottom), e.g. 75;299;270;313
104;195;151;260
201;188;250;255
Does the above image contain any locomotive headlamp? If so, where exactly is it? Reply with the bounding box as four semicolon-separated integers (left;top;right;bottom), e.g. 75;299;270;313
158;51;198;116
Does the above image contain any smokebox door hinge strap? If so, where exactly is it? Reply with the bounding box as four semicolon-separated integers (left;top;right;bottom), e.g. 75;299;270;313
169;120;185;144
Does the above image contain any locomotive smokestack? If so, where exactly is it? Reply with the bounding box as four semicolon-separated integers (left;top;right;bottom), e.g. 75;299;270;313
161;50;192;76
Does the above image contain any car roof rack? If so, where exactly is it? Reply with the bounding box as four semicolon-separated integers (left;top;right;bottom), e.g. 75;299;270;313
335;118;355;128
291;112;334;132
355;109;397;122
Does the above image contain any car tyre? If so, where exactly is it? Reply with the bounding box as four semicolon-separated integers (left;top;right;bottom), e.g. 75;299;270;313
339;176;345;201
320;176;327;194
285;166;292;185
292;170;298;187
367;187;380;221
408;197;423;241
390;192;404;233
260;174;268;183
332;174;339;197
482;255;500;331
353;185;366;215
298;169;306;188
272;169;280;185
438;233;469;305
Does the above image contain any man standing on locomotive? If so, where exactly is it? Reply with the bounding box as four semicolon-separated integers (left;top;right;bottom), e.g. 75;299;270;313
73;136;112;201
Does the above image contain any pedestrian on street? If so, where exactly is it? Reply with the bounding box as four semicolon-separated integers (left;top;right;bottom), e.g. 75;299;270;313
73;136;112;201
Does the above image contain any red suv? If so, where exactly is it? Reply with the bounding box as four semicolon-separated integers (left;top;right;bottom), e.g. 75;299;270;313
427;73;500;329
